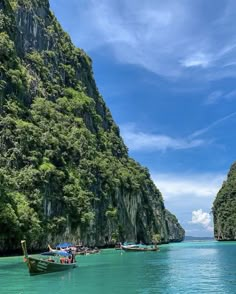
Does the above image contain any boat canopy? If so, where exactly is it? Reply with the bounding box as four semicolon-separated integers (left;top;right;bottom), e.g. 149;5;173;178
56;242;73;248
123;242;136;246
41;251;71;257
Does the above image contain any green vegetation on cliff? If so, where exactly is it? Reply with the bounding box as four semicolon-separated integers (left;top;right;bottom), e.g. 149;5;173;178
0;0;184;251
165;210;185;242
213;162;236;240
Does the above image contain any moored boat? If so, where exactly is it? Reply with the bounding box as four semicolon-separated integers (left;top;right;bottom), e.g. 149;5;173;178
121;244;159;252
75;247;101;255
115;242;138;250
21;240;77;275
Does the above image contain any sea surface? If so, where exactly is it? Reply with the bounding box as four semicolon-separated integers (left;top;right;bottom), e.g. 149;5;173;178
1;241;236;293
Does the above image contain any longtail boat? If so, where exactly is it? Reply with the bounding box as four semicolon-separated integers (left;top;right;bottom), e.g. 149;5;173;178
21;240;77;275
121;244;159;252
48;244;67;253
75;248;100;255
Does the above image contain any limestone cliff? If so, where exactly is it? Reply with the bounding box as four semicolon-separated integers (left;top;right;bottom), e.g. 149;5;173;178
213;162;236;240
0;0;184;251
165;210;185;242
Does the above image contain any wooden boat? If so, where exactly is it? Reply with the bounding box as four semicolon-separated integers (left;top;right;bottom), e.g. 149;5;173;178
115;242;137;250
75;248;100;255
121;245;159;252
74;244;101;255
21;240;77;275
48;244;68;253
55;242;77;251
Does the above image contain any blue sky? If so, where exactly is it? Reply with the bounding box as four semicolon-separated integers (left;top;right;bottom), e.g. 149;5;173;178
50;0;236;237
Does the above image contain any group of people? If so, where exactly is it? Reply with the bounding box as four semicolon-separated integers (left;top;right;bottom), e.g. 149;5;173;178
60;251;75;264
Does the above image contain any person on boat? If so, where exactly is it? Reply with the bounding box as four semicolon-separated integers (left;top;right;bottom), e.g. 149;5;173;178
67;248;75;263
72;252;76;263
67;255;72;264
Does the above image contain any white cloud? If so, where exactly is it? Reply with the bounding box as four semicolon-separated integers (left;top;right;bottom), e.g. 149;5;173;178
152;172;224;235
51;0;236;79
181;52;212;68
190;209;213;232
120;124;204;151
190;111;236;138
152;173;225;200
205;90;236;105
205;91;224;105
120;110;236;153
224;90;236;100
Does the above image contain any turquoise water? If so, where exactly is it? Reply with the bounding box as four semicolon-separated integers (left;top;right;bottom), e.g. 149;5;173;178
1;241;236;293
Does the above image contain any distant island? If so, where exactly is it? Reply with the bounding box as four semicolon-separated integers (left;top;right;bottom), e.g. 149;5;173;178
184;236;214;241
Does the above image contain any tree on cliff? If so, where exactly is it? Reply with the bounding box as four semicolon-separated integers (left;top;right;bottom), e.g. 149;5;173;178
0;0;184;251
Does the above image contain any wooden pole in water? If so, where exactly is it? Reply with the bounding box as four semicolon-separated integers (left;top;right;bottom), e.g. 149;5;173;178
21;240;28;258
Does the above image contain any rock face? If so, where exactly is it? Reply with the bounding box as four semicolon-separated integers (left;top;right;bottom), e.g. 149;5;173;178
0;0;184;251
213;162;236;241
165;210;185;242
